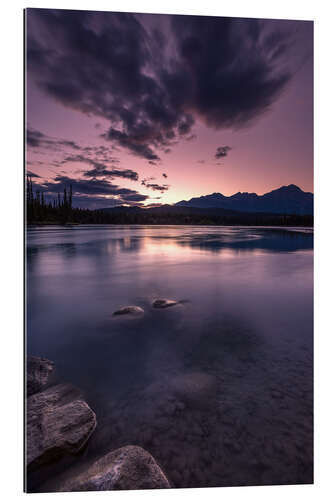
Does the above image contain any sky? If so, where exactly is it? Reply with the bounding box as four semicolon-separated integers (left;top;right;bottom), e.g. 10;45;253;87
25;9;313;209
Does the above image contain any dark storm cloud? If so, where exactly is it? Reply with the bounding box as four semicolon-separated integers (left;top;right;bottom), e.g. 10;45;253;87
169;16;292;129
26;128;45;147
67;195;121;209
122;192;148;202
59;194;143;209
35;175;149;207
177;114;195;135
215;146;232;159
59;140;80;149
103;128;161;161
61;154;139;180
27;10;294;160
145;202;163;208
26;127;80;151
83;167;139;181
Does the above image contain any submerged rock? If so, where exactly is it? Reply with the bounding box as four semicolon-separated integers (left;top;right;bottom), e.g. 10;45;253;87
27;356;55;396
59;445;171;491
112;305;144;317
170;372;218;408
27;383;97;469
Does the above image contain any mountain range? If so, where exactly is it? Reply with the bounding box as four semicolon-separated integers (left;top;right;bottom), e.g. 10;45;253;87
175;184;313;215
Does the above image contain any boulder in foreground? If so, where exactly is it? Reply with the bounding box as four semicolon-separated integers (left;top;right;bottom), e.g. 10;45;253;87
27;356;54;396
59;445;170;491
27;383;97;469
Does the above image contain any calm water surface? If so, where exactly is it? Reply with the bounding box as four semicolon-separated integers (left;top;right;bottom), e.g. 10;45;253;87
26;225;313;489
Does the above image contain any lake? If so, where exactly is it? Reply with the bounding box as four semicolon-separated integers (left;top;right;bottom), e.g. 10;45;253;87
26;225;313;489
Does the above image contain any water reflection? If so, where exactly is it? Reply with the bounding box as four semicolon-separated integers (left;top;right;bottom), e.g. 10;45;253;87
153;228;313;254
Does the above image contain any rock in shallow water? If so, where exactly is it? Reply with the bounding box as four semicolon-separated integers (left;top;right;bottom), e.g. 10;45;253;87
27;356;54;396
152;298;180;309
27;383;97;469
59;445;171;491
112;305;144;317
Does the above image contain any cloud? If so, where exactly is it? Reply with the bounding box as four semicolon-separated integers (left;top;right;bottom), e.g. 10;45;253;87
26;127;80;151
141;177;169;192
122;192;148;202
57;139;80;150
26;128;45;147
26;129;121;174
26;170;41;178
79;145;120;164
61;154;139;180
141;176;155;183
83;167;139;181
59;194;137;210
178;114;195;135
169;16;292;129
215;146;232;159
186;134;197;141
34;174;149;208
27;10;294;160
103;128;161;161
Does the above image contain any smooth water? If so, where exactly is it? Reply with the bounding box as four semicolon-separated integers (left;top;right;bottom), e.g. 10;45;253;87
26;225;313;489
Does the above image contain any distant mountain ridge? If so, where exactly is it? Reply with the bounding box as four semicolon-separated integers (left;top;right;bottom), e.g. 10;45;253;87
175;184;313;215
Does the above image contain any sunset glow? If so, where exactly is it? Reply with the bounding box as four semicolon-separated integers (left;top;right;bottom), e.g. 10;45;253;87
26;10;313;209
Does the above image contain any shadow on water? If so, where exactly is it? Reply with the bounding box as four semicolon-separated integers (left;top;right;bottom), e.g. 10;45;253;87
159;228;313;254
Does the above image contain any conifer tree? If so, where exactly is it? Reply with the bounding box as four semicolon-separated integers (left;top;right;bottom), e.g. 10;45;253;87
69;184;72;209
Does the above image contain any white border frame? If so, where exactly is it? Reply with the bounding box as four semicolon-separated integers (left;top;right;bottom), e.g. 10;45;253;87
1;1;332;499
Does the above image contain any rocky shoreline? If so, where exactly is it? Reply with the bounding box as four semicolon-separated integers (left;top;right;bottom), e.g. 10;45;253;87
26;339;313;491
26;356;170;491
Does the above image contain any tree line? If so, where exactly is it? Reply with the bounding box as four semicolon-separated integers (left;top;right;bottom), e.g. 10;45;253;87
26;175;73;223
26;176;313;226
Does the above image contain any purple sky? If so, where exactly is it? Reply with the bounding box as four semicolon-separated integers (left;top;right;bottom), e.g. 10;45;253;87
25;9;313;209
